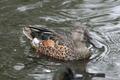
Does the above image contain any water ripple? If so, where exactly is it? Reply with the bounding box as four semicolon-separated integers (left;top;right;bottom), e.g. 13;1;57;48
1;0;120;80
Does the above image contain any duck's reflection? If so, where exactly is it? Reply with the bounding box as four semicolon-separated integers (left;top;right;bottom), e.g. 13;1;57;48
53;60;105;80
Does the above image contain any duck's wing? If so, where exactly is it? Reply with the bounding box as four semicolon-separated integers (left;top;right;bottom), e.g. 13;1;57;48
23;26;64;41
23;26;52;40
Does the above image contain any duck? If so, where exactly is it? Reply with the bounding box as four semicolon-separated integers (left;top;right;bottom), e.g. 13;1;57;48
23;22;92;61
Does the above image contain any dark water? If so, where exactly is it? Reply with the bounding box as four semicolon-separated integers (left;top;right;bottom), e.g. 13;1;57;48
0;0;120;80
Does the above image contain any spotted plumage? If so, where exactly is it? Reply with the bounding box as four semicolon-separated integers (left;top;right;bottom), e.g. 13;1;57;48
23;22;91;61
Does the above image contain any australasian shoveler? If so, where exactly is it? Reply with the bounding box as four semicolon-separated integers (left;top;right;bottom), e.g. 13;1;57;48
23;22;92;61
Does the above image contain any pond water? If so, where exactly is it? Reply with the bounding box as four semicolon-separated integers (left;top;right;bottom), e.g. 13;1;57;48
0;0;120;80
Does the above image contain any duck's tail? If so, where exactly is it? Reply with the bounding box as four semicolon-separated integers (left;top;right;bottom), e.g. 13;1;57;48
23;26;33;40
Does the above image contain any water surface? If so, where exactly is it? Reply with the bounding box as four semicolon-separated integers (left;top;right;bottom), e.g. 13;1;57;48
0;0;120;80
